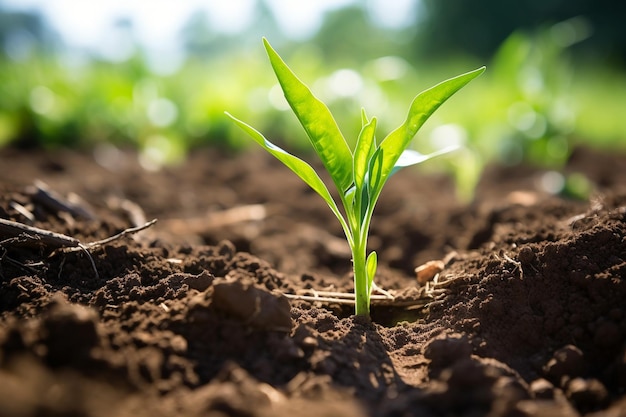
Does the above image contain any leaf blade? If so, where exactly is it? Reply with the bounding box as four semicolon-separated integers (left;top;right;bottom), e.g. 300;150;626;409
263;38;354;192
353;117;377;190
378;67;485;188
390;145;459;176
365;251;378;297
225;112;347;229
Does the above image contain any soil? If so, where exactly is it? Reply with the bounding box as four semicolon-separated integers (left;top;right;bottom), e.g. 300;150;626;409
1;144;625;417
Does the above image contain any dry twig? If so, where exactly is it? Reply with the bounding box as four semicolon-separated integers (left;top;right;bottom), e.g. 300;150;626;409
27;180;95;220
0;217;158;279
282;288;432;309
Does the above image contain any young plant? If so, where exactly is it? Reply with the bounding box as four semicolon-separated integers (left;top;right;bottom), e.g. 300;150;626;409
226;38;484;317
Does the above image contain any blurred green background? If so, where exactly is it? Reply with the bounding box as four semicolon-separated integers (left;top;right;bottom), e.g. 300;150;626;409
1;0;625;197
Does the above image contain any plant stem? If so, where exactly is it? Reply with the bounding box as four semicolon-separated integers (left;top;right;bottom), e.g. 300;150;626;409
352;238;370;316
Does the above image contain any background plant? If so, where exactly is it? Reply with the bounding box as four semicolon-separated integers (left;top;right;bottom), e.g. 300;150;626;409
227;38;484;316
1;4;625;196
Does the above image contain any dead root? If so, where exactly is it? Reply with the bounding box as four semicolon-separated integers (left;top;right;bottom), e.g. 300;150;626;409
281;253;465;311
282;285;435;311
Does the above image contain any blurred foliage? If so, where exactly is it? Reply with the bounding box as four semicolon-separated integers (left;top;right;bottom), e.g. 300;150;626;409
416;0;626;64
0;1;625;197
311;5;410;65
413;26;626;199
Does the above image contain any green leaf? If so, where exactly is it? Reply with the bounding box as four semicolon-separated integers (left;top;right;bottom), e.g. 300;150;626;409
358;185;370;224
368;146;385;198
360;108;369;126
365;251;378;296
263;38;354;193
378;67;485;190
353;117;377;190
390;145;459;176
225;112;346;228
344;185;357;207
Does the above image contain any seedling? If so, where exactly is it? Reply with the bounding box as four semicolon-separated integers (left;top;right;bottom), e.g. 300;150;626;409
226;38;484;316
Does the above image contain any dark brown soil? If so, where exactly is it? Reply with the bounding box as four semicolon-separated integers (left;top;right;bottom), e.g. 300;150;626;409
1;145;625;417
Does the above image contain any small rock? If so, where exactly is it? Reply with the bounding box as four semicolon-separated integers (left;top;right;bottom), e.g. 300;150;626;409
543;345;586;383
565;377;609;411
530;378;555;399
170;335;188;354
301;337;318;349
415;260;445;285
